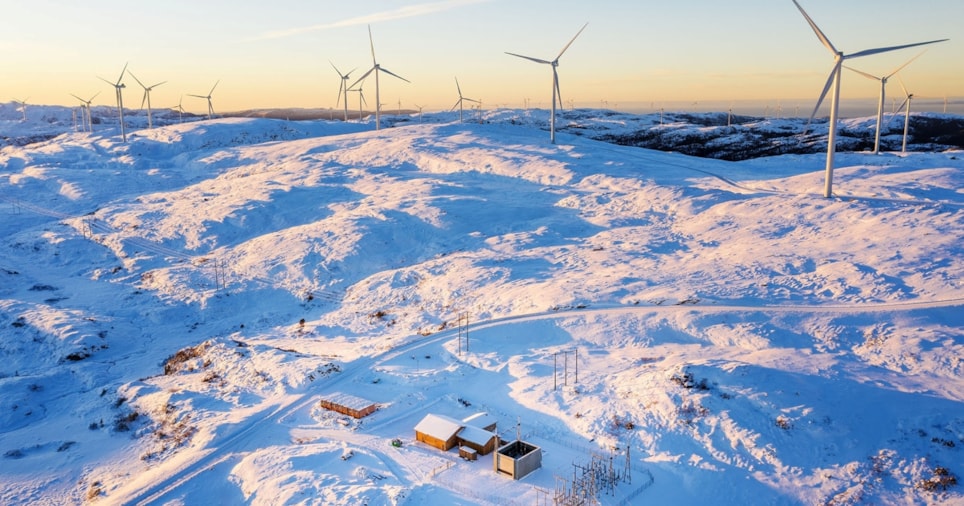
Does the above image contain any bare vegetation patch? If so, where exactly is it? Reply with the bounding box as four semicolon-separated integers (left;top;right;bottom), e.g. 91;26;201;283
163;341;212;375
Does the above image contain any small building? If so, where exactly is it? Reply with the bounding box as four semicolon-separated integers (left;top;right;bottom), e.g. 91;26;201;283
462;412;497;433
459;446;478;461
456;424;499;456
494;440;542;480
414;414;463;451
319;393;378;419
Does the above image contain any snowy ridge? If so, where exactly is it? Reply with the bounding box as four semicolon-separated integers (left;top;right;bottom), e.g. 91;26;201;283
1;109;962;505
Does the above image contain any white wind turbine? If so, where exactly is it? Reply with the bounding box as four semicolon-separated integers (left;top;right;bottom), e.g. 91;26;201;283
349;25;409;130
330;61;355;121
189;80;219;119
127;70;166;129
451;77;479;123
844;51;925;154
99;63;129;142
70;92;99;132
347;80;368;120
13;98;28;121
792;0;947;198
888;75;916;153
506;22;588;144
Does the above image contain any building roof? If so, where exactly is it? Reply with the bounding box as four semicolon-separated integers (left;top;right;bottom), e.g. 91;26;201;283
457;424;496;446
414;413;462;440
462;412;497;429
321;392;376;411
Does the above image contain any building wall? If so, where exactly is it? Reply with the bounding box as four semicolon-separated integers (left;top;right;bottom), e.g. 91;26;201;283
416;431;457;451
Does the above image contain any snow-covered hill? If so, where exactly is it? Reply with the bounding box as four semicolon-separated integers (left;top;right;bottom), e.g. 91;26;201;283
1;108;962;505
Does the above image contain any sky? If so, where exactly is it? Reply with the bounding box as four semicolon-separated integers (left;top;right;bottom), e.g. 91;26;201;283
3;0;963;116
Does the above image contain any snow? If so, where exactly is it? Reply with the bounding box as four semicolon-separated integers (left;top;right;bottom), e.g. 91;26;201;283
1;103;962;505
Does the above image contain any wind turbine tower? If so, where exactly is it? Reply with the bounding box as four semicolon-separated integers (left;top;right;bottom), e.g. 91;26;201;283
844;50;926;154
452;77;480;123
189;81;219;120
330;61;355;121
349;25;409;130
127;70;166;129
506;22;588;144
792;0;946;197
99;63;129;142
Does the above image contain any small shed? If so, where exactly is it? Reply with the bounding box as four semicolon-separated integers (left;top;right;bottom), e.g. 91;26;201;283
414;414;462;451
459;446;478;461
494;440;542;480
456;424;498;456
319;393;378;419
462;412;498;433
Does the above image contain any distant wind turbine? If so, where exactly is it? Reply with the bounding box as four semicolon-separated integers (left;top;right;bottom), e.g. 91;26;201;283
189;80;219;120
348;81;368;121
127;69;166;129
70;92;99;132
792;0;946;197
348;25;409;130
888;75;916;153
844;50;926;154
330;61;355;121
506;22;588;144
98;63;128;142
414;103;424;122
451;77;479;123
13;98;28;122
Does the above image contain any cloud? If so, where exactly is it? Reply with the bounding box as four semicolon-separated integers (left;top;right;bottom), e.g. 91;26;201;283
251;0;489;41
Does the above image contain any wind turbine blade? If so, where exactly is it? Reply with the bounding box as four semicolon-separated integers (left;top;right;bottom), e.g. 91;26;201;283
843;66;879;82
116;62;129;85
807;64;839;128
886;97;910;128
209;80;220;95
379;67;410;83
141;92;148;110
349;68;375;89
555;22;588;60
151;81;167;89
70;93;85;102
451;99;462;111
368;25;376;64
848;39;947;59
188;94;206;99
98;76;116;87
330;60;343;76
505;52;552;65
896;74;910;98
792;0;837;55
886;50;927;79
127;70;146;89
455;77;463;98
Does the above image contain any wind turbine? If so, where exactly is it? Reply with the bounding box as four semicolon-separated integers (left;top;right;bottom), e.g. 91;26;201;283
844;51;925;154
348;25;409;130
414;103;424;123
98;63;128;142
451;77;479;123
189;80;219;119
13;98;28;122
330;61;355;121
792;0;946;197
888;75;916;153
127;70;166;129
347;80;368;120
506;22;588;144
70;92;99;132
